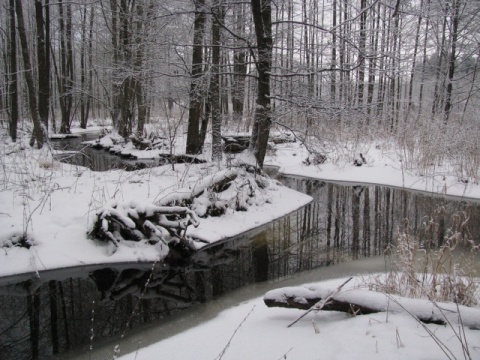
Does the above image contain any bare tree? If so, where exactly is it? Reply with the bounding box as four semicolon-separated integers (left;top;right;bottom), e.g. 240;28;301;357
15;0;47;147
186;0;207;155
57;0;74;134
79;4;94;129
35;0;50;131
249;0;273;168
211;1;223;161
8;0;18;141
443;0;463;122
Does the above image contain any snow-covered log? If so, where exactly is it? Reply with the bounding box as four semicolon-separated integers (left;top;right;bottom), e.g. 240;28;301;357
90;201;200;250
158;167;271;217
264;285;480;329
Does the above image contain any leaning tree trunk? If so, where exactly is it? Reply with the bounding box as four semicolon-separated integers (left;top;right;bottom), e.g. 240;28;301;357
15;0;46;148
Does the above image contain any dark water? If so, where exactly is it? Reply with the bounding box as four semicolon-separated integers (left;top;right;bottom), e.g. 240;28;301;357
1;140;479;360
51;133;160;171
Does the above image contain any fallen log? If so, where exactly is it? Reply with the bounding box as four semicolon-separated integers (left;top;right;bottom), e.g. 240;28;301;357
90;201;200;251
286;277;354;327
264;284;480;329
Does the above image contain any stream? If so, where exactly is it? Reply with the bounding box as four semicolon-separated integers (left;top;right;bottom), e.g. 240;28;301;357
1;135;479;360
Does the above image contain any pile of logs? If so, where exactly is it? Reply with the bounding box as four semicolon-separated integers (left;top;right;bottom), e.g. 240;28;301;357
89;202;200;251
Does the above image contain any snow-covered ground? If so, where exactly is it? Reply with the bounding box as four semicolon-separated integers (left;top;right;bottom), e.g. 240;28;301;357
106;275;480;360
265;140;480;201
0;131;311;279
2;126;480;360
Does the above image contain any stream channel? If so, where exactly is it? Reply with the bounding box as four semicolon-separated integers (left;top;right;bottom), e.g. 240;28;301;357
1;133;479;360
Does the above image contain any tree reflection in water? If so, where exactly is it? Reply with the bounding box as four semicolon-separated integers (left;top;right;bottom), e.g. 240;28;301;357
1;177;479;359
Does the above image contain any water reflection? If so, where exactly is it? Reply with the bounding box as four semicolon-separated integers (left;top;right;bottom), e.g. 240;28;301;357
1;173;479;359
52;134;205;171
51;134;159;171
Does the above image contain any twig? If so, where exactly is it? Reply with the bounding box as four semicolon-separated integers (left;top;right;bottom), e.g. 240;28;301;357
456;302;471;360
384;293;457;360
275;347;294;360
215;305;256;360
287;277;353;328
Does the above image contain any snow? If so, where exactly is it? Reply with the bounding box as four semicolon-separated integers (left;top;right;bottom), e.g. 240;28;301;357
109;276;480;360
265;141;480;201
2;127;480;360
0;131;311;280
264;283;480;329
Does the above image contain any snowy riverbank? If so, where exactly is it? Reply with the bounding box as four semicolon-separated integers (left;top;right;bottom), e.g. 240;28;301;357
106;274;480;360
0;129;312;280
2;127;480;360
265;140;480;202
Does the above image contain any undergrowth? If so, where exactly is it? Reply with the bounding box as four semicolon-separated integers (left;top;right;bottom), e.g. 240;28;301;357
366;209;479;306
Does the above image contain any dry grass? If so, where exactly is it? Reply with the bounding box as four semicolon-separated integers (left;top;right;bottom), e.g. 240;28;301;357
366;210;479;307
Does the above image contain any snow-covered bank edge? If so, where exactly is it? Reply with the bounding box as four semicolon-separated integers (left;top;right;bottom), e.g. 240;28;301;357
108;274;480;360
265;141;480;202
0;149;312;280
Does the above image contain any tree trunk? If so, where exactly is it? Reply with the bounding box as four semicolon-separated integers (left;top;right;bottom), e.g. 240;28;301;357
80;5;94;129
211;3;223;161
135;1;149;136
431;13;447;118
232;3;247;123
249;0;273;168
417;0;430;118
15;0;46;148
109;0;122;127
366;1;380;119
58;0;74;134
118;0;135;138
407;0;423;118
186;0;206;155
8;0;18;142
330;0;337;106
357;0;367;107
264;285;480;329
444;0;462;122
35;0;50;131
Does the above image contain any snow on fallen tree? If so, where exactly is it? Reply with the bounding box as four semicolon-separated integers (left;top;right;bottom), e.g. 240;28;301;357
90;166;276;251
157;166;272;217
89;200;200;251
264;283;480;330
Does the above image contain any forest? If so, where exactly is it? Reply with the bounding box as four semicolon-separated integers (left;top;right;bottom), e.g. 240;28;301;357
1;0;479;173
2;2;480;359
